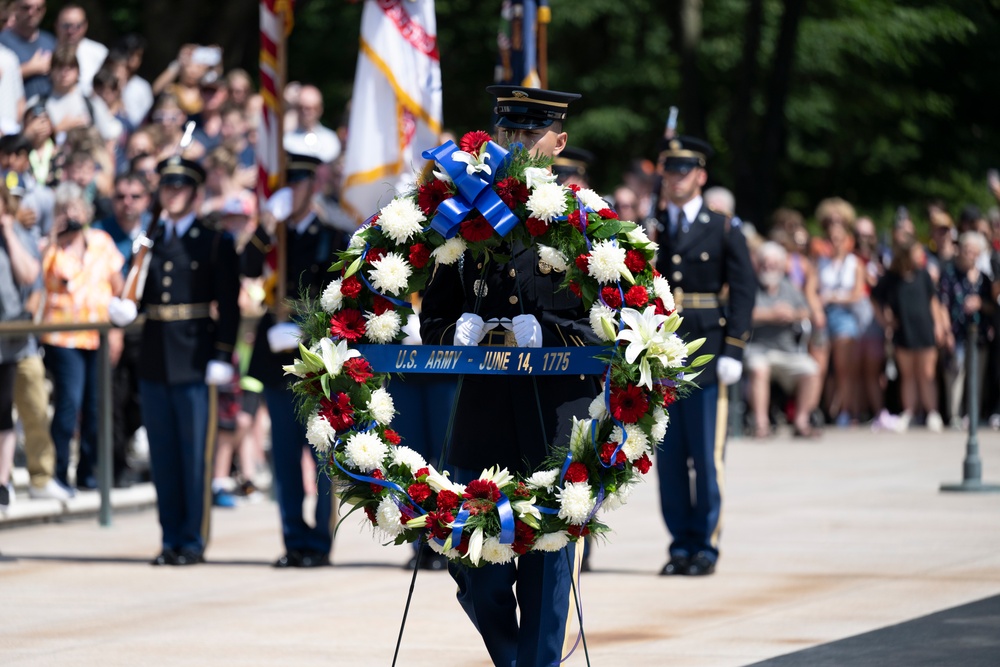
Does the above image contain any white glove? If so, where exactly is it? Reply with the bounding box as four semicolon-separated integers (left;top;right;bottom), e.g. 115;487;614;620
453;313;486;346
267;322;302;353
401;313;422;345
107;297;138;327
205;360;235;386
512;314;542;348
716;356;744;386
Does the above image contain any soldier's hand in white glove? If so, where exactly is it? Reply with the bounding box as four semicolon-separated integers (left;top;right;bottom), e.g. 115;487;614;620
267;322;302;353
512;314;542;348
453;313;486;346
107;297;138;327
205;360;235;386
716;356;744;386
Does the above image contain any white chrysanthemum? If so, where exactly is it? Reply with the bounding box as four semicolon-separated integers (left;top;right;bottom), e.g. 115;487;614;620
305;412;335;453
392;446;427;474
481;537;516;565
651;405;669;444
588;395;608;420
612;423;651;461
601;482;634;513
348;225;369;251
369;252;412;296
589;302;618;342
537;245;569;272
428;538;460;560
375;496;404;538
378;198;425;244
526;469;560;493
320;279;344;313
343;431;388;473
364;310;402;344
557;482;596;525
533;530;571;552
653;275;675;312
587;240;629;284
576;188;608;212
430;236;467;265
661;333;689;368
526;182;568;222
368;387;395;425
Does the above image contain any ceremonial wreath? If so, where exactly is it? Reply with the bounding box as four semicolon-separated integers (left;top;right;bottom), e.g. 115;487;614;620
285;131;710;567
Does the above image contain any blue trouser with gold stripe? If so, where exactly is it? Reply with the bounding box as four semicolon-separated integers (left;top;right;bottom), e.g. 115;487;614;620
656;383;727;563
139;380;214;555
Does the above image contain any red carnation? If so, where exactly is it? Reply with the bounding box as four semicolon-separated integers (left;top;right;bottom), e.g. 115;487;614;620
460;214;494;243
634;453;653;474
599;208;619;220
417;179;453;216
426;510;454;540
600;442;628;466
364;505;377;525
512;520;537;555
512;482;532;500
569;282;582;297
414;467;430;480
601;286;622;309
525;216;549;237
496;177;530;208
625;249;647;274
566;183;581;193
464;479;501;503
369;468;386;495
459;130;492;154
330;309;366;342
563;462;589;484
383;428;401;445
409;243;431;269
654;297;671;316
660;385;678;408
567;209;586;233
407;482;432;505
610;384;649;424
435;489;461;512
373;295;395;315
624;285;649;308
343;357;373;383
568;524;591;537
367;247;386;264
575;253;590;272
319;392;355;431
340;274;362;299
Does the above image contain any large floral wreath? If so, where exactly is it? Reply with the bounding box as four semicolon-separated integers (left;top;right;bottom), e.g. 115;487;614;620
285;131;710;567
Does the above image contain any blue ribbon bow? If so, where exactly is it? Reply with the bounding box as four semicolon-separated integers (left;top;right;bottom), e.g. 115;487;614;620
421;140;519;239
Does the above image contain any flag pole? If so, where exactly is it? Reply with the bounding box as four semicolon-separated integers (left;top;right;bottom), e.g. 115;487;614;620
537;0;550;89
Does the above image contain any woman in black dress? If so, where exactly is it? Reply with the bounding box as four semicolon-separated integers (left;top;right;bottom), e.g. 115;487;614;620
872;237;950;432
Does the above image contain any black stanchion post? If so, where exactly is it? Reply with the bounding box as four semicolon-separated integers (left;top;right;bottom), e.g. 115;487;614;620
98;329;114;525
941;322;1000;494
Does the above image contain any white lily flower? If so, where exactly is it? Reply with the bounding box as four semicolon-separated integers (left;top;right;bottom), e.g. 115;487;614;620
433;169;453;183
511;498;542;522
321;337;361;377
617;306;670;389
282;343;325;377
524;167;557;189
452;150;492;177
569;416;596;458
426;468;466;495
467;526;485;566
480;466;515;490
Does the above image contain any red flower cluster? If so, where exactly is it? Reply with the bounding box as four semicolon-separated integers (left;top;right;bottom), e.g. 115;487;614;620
568;524;591;537
511;482;532;500
435;489;461;512
367;247;386;264
598;208;618;220
383;429;401;445
624;249;647;274
414;467;430;480
600;442;627;466
460;214;494;242
569;282;582;297
564;462;589;484
417;179;453;216
407;482;432;505
566;183;581;194
426;510;454;540
343;357;373;383
610;383;648;423
373;295;394;315
464;479;501;503
496;177;529;208
459;130;492;154
320;392;355;431
624;285;649;307
567;210;586;233
634;453;653;474
659;385;678;407
575;253;590;272
364;505;377;525
512;520;536;555
340;275;362;299
369;469;385;495
601;286;622;309
330;309;366;342
653;297;671;316
525;216;548;237
409;243;431;269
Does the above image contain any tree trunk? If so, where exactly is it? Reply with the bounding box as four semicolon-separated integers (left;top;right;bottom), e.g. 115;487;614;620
730;0;764;222
666;0;705;139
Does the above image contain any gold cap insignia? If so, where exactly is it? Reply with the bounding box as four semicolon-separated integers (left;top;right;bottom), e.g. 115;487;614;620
670;140;680;150
512;90;529;98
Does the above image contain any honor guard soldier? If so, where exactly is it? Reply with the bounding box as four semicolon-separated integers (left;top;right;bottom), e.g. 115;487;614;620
552;145;594;189
421;85;597;667
109;155;241;565
241;149;345;568
651;136;755;576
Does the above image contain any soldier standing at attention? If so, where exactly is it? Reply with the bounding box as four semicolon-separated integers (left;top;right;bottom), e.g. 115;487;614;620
651;136;755;577
110;155;241;565
420;85;597;667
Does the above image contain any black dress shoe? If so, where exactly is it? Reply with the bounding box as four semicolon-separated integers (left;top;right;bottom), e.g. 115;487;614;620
151;549;178;566
297;551;330;568
174;550;205;566
659;556;690;576
686;553;716;576
273;551;303;568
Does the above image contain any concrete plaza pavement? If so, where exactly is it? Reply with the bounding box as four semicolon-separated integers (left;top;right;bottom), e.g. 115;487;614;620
2;426;999;666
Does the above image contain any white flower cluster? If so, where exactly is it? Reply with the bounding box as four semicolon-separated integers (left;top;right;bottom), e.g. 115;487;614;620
369;252;412;296
587;240;628;284
557;482;596;525
589;302;617;342
376;496;404;538
320;279;343;313
660;333;689;368
378;198;425;244
343;431;388;473
526;182;568;222
533;530;570;552
481;537;516;565
651;405;669;443
601;482;634;513
526;469;559;493
392;446;427;474
575;188;608;212
537;245;569;273
368;387;395;424
365;310;402;343
588;395;608;421
430;236;467;265
653;275;675;312
612;423;650;461
305;412;335;453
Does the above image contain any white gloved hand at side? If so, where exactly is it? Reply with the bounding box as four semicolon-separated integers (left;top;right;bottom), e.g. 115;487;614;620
267;322;302;353
205;360;235;386
107;297;138;327
453;313;486;346
512;314;542;348
716;356;744;386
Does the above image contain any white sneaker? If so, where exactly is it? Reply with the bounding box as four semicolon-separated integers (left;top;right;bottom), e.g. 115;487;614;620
989;414;1000;430
28;479;74;501
926;411;944;433
894;412;912;433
